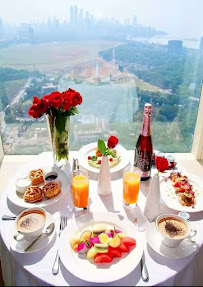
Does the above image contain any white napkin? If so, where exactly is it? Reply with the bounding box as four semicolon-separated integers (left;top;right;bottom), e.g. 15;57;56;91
144;174;161;222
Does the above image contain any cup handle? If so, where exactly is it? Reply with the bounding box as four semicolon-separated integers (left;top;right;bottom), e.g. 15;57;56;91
188;229;197;238
14;232;25;241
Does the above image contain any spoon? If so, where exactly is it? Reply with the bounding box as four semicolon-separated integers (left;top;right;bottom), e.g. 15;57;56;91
24;222;55;252
2;215;17;220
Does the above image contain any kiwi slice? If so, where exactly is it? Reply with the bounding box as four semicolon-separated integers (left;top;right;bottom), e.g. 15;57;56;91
94;243;109;253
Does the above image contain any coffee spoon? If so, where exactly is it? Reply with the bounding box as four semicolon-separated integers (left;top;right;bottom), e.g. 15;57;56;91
2;215;16;220
24;222;55;252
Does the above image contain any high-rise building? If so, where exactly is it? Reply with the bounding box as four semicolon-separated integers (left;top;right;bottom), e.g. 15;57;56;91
200;37;203;50
70;6;74;24
79;9;83;22
168;40;183;54
74;6;78;23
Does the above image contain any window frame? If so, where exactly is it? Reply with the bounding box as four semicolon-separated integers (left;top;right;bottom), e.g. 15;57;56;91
0;87;203;160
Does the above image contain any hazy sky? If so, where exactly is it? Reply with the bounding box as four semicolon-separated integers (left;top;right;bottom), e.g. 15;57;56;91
0;0;202;38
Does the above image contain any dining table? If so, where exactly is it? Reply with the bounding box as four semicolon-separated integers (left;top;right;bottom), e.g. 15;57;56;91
0;151;203;286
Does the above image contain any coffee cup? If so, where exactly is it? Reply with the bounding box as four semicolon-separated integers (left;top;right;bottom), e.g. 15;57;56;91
156;214;197;248
14;207;46;242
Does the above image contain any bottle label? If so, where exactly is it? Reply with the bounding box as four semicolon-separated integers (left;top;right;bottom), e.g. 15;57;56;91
134;150;152;173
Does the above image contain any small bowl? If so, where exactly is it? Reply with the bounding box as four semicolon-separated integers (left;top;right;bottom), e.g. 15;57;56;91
15;176;32;194
44;171;60;185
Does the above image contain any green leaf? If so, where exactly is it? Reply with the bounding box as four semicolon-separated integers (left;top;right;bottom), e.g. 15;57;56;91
91;156;97;161
59;131;68;143
55;129;61;138
98;139;106;155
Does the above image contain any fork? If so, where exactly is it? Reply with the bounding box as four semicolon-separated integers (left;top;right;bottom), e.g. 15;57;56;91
52;216;67;275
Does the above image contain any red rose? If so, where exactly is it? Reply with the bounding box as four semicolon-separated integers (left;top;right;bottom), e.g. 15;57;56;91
156;156;169;172
32;96;49;114
62;93;73;111
107;136;118;149
50;91;63;108
28;104;41;118
71;91;82;106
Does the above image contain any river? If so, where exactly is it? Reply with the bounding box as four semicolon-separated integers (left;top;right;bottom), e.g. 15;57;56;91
133;35;201;50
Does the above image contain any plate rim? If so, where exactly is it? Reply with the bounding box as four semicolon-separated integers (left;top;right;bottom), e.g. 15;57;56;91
146;222;199;259
160;169;203;213
59;212;144;283
10;211;56;254
78;142;130;174
6;165;70;209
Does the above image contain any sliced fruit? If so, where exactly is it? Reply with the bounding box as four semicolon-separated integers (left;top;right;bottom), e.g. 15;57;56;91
73;243;79;251
94;243;109;253
87;247;97;259
96;148;102;157
107;246;122;258
121;237;136;248
93;224;107;236
80;230;92;242
77;242;89;254
99;233;111;244
94;253;113;264
118;233;127;239
69;234;80;248
117;241;130;253
109;234;121;248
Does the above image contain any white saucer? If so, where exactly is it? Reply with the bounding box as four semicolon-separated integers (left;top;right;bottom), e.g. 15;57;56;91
146;222;199;259
10;212;56;254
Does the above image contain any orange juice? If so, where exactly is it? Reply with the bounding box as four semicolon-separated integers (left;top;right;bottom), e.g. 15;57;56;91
72;175;89;208
123;172;140;204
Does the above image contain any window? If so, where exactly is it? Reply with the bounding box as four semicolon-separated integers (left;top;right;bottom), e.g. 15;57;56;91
0;0;203;154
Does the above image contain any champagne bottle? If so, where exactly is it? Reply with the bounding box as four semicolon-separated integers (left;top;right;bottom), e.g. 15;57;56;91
134;103;153;181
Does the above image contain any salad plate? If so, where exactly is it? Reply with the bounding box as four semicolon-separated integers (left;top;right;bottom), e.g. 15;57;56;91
78;142;130;180
59;212;144;283
7;164;70;209
160;169;203;212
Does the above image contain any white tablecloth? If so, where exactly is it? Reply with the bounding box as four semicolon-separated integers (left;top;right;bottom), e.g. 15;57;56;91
0;152;203;286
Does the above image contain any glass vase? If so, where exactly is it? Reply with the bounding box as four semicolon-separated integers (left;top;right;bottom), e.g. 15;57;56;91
46;114;70;167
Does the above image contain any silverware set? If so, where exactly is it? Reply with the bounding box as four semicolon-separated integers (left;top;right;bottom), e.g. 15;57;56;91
3;213;149;281
52;216;67;275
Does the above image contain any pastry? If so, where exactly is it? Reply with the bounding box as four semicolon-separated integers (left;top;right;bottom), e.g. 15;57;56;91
42;182;61;199
29;169;44;185
168;171;195;207
24;186;43;203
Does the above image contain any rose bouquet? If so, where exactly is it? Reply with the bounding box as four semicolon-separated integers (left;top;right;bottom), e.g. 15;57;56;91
28;89;82;166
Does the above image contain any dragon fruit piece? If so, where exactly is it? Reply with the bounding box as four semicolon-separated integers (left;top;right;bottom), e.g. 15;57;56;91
77;242;89;254
89;236;100;244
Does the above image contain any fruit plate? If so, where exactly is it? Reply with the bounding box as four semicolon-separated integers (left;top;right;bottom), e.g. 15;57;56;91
160;169;203;213
78;142;130;180
59;212;144;283
7;164;70;209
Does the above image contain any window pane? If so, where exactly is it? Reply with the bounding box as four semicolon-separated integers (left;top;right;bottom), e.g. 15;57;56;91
0;0;202;154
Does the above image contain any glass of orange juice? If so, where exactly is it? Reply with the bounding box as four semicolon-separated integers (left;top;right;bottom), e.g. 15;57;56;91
123;166;141;207
71;169;89;211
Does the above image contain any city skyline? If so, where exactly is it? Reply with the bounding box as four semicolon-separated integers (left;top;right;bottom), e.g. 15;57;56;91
0;0;203;38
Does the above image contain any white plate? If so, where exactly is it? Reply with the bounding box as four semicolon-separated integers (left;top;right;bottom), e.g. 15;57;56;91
59;212;144;283
78;142;130;180
10;212;56;254
7;164;70;209
146;222;199;259
160;169;203;212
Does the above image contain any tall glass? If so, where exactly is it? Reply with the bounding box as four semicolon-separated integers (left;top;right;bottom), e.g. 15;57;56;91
71;169;89;211
123;166;141;207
